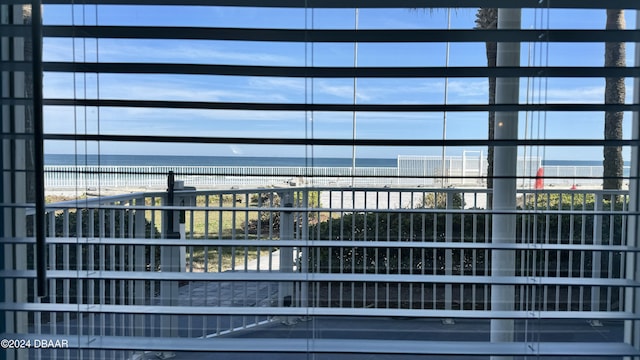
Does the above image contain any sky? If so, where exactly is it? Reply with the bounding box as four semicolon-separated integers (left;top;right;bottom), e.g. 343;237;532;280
41;5;638;162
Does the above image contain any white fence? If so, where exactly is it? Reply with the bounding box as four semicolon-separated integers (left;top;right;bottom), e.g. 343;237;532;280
397;154;542;186
43;165;400;188
45;155;626;189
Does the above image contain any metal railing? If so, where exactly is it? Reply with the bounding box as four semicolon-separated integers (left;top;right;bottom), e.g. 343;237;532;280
44;163;629;189
6;186;634;359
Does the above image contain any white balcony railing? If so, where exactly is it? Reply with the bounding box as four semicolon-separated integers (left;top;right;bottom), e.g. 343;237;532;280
5;186;634;359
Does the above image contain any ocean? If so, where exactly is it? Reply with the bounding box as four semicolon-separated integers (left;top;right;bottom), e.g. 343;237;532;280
45;154;628;168
44;154;399;167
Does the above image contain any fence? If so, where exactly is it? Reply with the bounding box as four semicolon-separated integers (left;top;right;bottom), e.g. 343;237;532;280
43;165;399;189
8;186;633;359
44;155;626;189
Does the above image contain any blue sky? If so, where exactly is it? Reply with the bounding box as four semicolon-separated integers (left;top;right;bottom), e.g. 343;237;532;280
41;5;637;161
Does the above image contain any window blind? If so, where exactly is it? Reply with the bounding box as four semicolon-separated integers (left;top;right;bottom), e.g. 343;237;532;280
1;1;640;359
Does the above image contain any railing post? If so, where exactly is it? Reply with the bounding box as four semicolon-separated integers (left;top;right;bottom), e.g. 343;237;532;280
174;180;194;275
591;193;603;315
443;192;454;324
159;172;179;356
134;197;146;337
128;197;149;360
278;189;295;323
300;189;309;309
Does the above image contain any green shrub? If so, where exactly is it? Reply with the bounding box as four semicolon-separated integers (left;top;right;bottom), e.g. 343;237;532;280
307;192;486;274
244;191;321;235
308;193;626;278
421;192;464;209
304;192;627;310
518;193;625;281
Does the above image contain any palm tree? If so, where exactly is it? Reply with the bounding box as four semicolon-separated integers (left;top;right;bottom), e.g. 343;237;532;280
477;9;626;192
603;9;626;190
416;8;497;195
474;8;498;199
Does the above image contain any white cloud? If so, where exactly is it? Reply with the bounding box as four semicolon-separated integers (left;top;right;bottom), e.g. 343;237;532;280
44;37;299;65
316;81;372;101
44;73;298;103
43;39;75;62
248;78;306;92
447;80;488;98
98;41;299;66
544;86;604;104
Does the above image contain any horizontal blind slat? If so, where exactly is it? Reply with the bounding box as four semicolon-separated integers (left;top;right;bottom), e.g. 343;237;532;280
41;62;640;78
28;0;640;9
42;26;640;43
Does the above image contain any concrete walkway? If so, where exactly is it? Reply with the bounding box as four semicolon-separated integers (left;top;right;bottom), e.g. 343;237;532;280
245;249;280;271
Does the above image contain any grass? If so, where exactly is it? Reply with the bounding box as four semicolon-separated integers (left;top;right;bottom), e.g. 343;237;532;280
146;194;280;272
184;208;261;239
46;194;86;204
46;192;284;272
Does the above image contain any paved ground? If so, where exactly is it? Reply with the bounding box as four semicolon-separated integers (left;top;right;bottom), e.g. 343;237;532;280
27;249;632;360
134;317;625;360
29;316;629;360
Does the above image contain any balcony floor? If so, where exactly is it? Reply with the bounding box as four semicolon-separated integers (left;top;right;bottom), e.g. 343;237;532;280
130;316;623;360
